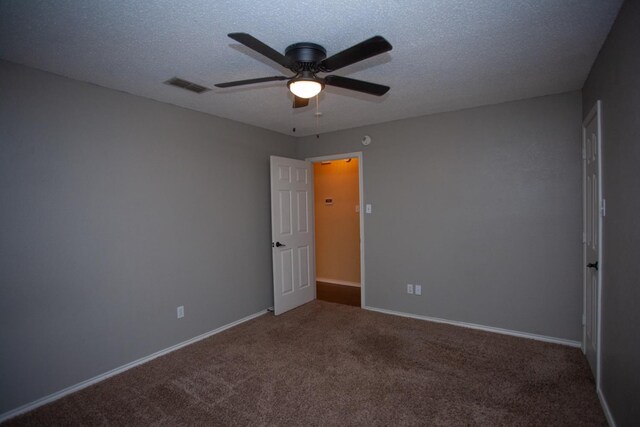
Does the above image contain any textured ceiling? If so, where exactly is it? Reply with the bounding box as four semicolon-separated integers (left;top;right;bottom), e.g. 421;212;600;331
0;0;622;136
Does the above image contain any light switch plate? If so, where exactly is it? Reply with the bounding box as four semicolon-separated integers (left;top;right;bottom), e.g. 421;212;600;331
366;204;372;213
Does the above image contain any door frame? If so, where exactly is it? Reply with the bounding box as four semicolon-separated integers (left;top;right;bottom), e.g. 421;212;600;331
582;100;603;390
306;152;365;308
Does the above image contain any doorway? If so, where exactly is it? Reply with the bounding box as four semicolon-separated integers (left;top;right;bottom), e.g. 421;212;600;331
308;152;365;307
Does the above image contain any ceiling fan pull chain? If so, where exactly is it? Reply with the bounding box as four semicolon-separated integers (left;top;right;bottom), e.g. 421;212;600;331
291;106;296;134
316;95;320;138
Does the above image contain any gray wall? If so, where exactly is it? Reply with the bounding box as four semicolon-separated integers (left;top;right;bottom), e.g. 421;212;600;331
0;60;295;414
297;92;583;342
582;0;640;424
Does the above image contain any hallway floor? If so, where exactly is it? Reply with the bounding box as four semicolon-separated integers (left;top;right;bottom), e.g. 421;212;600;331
317;281;361;307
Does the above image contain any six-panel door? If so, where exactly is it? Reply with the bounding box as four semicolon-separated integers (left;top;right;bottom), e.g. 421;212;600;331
270;156;316;315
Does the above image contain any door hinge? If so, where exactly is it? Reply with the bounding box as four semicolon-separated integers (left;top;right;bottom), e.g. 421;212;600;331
582;143;586;160
582;232;586;244
582;314;586;326
601;198;606;217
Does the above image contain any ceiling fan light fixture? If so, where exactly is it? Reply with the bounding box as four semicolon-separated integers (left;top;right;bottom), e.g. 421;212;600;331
288;78;323;99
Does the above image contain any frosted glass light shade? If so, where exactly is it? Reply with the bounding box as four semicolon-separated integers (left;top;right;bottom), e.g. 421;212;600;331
289;80;322;98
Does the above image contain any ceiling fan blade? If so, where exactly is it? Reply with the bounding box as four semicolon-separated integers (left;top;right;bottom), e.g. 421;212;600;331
293;96;309;108
214;75;288;88
320;36;392;72
323;75;390;96
228;33;296;70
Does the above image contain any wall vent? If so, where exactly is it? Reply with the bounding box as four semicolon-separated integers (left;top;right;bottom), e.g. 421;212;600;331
164;77;211;94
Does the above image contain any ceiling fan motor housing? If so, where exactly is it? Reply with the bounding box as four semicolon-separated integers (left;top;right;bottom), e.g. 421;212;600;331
285;42;327;70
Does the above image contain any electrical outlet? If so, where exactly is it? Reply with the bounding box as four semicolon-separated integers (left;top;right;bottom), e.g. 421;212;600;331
407;284;414;294
177;306;184;319
415;285;422;296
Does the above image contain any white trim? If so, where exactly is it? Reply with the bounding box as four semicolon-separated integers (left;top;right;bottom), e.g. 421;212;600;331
0;309;268;423
316;277;361;287
307;152;365;308
306;152;361;163
363;306;581;348
598;388;616;427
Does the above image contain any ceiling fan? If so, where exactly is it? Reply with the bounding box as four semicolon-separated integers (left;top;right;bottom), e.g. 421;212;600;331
215;33;392;108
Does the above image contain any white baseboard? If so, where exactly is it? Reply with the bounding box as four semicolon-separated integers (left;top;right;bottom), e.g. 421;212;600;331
0;309;268;423
316;277;361;287
598;388;616;427
363;306;581;348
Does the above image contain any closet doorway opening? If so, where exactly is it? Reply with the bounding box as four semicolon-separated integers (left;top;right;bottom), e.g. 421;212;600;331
308;152;364;308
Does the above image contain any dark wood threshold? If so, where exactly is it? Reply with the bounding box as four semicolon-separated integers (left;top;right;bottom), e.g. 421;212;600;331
317;282;361;307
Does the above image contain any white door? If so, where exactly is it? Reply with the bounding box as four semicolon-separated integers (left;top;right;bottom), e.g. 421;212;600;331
270;156;316;315
583;101;602;380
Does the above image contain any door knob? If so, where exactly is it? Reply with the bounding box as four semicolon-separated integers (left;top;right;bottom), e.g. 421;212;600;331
587;262;598;271
274;242;286;247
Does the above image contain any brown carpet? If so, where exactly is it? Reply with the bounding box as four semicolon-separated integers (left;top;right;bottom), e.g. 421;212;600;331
5;301;605;426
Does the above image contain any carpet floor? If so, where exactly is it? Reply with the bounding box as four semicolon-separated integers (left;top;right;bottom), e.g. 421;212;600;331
5;301;605;426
